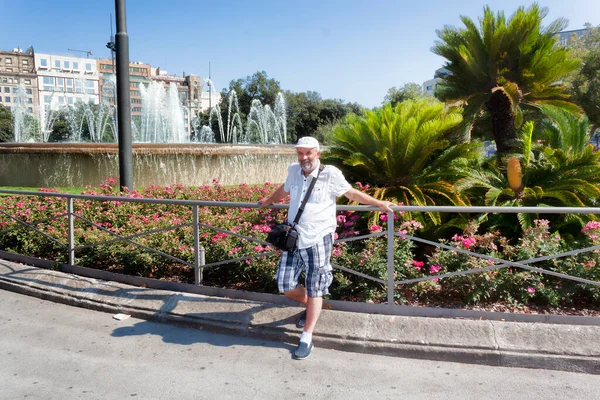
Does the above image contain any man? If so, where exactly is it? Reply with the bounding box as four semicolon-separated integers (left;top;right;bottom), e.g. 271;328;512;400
259;136;395;360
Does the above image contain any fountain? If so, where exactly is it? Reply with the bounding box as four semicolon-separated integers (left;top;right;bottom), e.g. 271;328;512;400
0;142;295;187
138;81;187;143
0;81;296;188
194;91;287;145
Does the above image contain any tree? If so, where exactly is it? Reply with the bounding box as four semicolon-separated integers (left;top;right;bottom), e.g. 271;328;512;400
48;110;70;142
220;71;281;115
324;98;482;225
383;83;424;107
284;91;363;144
0;104;14;142
566;24;600;133
432;4;581;157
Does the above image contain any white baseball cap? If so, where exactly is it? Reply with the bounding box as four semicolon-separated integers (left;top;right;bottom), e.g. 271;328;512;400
295;136;320;151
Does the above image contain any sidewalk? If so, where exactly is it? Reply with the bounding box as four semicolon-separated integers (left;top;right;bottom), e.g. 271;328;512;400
1;258;600;374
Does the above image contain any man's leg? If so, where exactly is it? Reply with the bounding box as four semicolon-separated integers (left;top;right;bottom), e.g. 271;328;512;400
293;234;333;359
303;295;322;334
283;285;307;305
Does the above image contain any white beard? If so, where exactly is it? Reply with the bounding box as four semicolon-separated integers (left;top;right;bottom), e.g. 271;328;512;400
301;160;316;172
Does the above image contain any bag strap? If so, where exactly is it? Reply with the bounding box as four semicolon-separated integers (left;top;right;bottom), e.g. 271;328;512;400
292;164;324;225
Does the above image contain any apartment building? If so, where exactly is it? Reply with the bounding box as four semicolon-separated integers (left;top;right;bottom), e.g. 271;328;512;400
97;59;152;117
0;47;38;115
34;53;99;112
422;67;450;97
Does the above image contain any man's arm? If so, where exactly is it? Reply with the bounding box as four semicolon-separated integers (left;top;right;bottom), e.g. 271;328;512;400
258;184;289;208
343;188;395;212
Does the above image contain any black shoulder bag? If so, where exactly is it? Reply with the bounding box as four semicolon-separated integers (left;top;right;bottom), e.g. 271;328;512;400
266;165;324;252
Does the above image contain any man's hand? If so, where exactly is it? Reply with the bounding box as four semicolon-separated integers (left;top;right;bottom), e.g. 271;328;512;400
376;200;396;213
257;197;270;208
258;185;288;208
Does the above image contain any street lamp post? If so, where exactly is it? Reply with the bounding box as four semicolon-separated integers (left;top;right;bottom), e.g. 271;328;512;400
114;0;133;191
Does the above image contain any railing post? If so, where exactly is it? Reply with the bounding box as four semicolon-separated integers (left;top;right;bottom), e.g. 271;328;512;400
68;197;75;266
193;205;204;285
387;210;395;306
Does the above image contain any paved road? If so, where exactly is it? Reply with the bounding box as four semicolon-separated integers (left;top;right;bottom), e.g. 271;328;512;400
2;290;600;400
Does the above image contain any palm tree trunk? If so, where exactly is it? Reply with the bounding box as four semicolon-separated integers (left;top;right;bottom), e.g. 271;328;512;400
486;90;517;156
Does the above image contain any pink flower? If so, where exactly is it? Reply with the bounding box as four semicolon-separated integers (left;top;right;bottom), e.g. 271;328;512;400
429;264;442;274
227;247;241;256
527;287;536;294
461;237;476;249
379;214;388;222
333;247;342;257
369;225;382;232
412;260;424;271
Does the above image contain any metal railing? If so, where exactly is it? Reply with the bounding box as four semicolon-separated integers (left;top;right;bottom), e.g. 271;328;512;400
1;189;600;306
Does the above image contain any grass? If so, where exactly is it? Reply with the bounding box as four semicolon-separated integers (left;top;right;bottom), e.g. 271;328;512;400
0;186;85;195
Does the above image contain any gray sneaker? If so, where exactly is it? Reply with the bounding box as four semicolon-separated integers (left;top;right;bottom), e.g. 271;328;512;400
294;340;313;360
296;310;307;328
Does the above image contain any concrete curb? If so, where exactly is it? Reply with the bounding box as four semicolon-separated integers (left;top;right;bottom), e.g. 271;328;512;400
1;259;600;374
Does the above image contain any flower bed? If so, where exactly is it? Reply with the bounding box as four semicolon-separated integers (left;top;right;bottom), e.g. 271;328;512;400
1;178;599;314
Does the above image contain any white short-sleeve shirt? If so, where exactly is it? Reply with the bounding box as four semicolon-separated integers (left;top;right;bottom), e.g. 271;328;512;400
284;160;351;249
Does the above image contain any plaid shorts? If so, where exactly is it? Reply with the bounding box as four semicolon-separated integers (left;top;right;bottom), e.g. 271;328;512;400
276;233;334;298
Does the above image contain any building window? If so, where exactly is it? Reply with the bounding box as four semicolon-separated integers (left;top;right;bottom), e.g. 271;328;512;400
5;58;12;64
73;62;79;70
3;87;9;93
41;59;48;67
64;61;70;69
5;97;10;102
44;95;52;103
24;79;31;85
22;59;29;65
43;77;54;85
5;68;12;72
86;63;92;71
55;60;61;68
27;107;33;113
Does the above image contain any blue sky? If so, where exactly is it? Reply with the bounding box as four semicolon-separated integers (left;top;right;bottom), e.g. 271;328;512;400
1;0;598;108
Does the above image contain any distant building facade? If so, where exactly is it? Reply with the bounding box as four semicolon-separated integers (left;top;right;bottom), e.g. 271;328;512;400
34;53;99;113
557;28;589;46
422;67;450;97
97;59;152;118
2;46;219;137
0;47;38;115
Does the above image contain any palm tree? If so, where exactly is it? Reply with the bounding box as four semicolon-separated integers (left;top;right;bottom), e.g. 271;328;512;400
455;122;600;237
538;105;597;155
432;3;581;156
323;98;482;225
